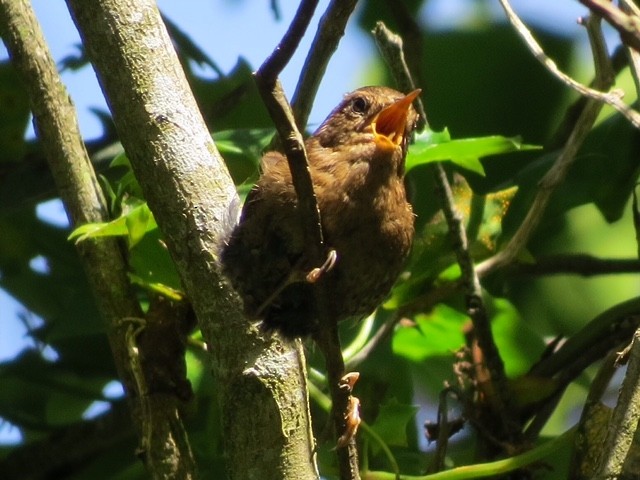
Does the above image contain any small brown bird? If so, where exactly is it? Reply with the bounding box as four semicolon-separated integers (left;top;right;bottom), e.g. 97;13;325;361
222;86;419;337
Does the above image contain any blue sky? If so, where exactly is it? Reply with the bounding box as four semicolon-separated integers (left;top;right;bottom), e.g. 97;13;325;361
0;0;588;444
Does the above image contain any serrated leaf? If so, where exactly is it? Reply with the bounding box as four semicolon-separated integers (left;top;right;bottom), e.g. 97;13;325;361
406;130;541;176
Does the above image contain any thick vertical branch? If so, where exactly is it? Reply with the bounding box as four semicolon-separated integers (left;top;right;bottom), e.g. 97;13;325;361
63;1;317;479
596;330;640;477
0;1;199;478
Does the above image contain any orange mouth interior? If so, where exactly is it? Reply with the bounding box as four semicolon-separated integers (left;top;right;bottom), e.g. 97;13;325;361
371;89;421;150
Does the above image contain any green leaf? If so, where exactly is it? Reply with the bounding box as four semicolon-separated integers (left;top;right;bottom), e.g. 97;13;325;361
124;201;153;247
490;297;545;377
392;304;468;362
213;128;273;185
406;129;541;176
368;400;419;449
67;221;128;243
128;228;183;294
68;202;157;247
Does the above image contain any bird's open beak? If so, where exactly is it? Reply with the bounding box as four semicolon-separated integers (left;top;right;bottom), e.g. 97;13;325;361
371;89;421;152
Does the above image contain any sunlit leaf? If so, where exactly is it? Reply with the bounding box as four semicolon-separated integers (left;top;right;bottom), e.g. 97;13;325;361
124;201;153;248
68;202;157;247
392;304;468;362
128;229;182;294
406;129;541;176
474;186;519;253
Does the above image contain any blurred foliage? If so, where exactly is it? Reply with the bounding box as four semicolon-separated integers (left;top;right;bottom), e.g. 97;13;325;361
1;1;639;479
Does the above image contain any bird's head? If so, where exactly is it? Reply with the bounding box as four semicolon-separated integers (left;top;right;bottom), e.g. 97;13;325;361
313;86;421;159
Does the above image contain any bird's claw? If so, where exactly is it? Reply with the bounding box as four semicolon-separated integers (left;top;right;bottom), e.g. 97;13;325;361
339;372;360;392
306;249;337;283
336;372;361;448
337;396;361;448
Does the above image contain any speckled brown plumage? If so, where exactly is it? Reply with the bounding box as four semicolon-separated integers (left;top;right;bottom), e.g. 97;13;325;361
221;86;419;337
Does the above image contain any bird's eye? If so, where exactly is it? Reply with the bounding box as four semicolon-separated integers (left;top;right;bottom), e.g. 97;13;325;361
351;96;368;114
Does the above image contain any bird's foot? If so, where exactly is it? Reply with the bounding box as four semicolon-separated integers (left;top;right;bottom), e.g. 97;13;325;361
339;372;360;392
336;396;361;448
306;249;338;283
336;372;361;448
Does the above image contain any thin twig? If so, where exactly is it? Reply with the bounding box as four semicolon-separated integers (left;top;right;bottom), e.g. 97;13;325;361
257;0;319;81
291;0;358;129
477;12;613;277
372;21;428;129
345;314;398;370
499;0;640;129
254;0;324;259
548;45;626;150
511;255;640;276
387;1;426;105
374;21;521;448
579;0;640;52
428;389;455;473
254;1;360;478
433;165;520;444
620;1;640;101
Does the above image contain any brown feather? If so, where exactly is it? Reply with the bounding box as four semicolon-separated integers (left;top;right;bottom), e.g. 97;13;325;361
221;86;418;337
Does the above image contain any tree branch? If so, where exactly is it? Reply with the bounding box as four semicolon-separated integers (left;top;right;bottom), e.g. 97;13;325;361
511;255;640;276
620;1;640;105
499;0;640;129
596;329;640;478
291;0;358;129
255;0;324;261
373;21;522;450
254;1;360;477
579;0;640;53
63;1;317;478
372;21;428;129
0;2;198;478
478;12;612;277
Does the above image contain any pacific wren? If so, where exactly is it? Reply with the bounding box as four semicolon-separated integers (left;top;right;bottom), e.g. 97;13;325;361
221;86;419;338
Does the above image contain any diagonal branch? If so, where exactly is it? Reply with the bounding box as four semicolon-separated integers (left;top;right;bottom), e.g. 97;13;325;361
579;0;640;52
253;1;360;478
511;255;640;276
254;0;325;262
372;21;428;129
478;11;613;277
291;0;358;129
374;21;522;449
499;0;640;129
